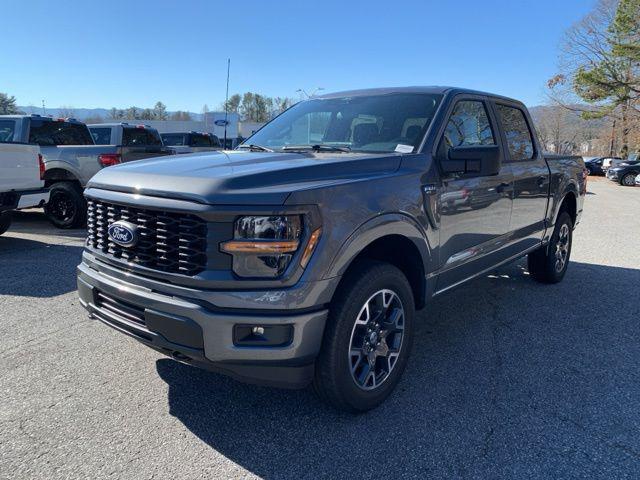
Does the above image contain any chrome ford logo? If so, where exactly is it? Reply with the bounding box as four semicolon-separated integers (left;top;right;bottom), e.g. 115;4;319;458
108;221;138;247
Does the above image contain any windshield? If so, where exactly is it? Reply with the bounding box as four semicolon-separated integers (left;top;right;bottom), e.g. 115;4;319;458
243;93;443;153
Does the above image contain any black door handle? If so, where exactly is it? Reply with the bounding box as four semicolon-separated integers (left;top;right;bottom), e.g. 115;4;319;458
537;176;548;187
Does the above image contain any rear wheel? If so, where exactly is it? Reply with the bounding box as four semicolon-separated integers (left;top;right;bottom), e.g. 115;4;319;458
0;212;11;236
528;211;573;284
44;181;87;229
313;261;415;412
621;173;636;186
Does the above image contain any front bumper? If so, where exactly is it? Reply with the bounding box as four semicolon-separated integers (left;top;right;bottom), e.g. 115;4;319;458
77;259;329;388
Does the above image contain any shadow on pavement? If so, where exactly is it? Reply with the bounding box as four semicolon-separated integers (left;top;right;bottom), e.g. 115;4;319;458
157;260;640;478
8;210;86;238
0;236;83;297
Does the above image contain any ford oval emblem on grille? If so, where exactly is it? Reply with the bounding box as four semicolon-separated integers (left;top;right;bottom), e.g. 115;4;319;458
108;221;138;247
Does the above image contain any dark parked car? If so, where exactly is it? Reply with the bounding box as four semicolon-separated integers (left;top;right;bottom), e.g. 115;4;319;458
77;87;585;412
606;160;640;186
584;157;613;176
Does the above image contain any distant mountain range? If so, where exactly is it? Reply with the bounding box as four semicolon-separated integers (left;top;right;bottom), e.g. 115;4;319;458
17;106;204;121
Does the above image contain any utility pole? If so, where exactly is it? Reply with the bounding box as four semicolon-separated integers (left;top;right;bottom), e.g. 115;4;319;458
41;100;46;115
223;58;230;149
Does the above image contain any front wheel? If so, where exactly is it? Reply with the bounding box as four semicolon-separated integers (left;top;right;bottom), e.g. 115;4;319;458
44;181;87;229
528;211;573;284
313;261;415;413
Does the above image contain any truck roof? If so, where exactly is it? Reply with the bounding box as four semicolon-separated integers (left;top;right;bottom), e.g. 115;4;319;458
317;86;524;105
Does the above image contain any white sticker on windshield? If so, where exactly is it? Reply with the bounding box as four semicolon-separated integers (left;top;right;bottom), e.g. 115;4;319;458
395;144;414;153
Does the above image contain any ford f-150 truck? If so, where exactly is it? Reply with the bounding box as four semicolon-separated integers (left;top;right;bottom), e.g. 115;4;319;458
77;87;586;412
0;141;49;235
88;123;174;161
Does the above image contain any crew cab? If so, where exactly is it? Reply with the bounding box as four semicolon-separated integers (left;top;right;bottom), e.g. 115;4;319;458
88;123;174;161
0;141;49;235
77;87;585;412
161;131;221;154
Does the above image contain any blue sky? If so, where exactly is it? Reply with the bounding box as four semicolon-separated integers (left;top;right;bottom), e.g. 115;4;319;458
1;0;594;111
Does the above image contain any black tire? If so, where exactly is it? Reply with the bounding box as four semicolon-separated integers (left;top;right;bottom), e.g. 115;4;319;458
0;212;11;236
585;167;592;176
528;211;573;284
44;181;87;229
313;260;415;413
620;173;636;187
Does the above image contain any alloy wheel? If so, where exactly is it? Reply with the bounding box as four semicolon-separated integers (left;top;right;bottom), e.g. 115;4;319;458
622;174;636;186
48;191;76;223
348;289;405;391
555;223;570;272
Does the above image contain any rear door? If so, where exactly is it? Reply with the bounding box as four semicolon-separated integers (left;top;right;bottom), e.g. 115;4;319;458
435;96;514;291
493;102;549;251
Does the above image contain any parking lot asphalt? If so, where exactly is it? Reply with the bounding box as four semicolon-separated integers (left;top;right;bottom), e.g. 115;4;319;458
1;177;639;480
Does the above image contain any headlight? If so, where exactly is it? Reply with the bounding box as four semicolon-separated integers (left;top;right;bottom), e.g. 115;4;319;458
221;215;305;278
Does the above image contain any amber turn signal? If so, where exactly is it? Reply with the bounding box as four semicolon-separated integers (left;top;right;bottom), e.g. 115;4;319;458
301;228;322;268
221;240;300;254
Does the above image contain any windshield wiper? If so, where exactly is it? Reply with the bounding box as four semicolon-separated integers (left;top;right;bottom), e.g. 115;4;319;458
282;144;352;153
236;144;274;152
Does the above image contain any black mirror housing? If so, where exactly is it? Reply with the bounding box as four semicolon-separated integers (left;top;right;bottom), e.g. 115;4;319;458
441;145;501;176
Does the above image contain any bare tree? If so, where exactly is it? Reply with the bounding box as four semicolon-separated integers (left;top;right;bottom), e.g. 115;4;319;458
57;105;76;118
547;0;640;155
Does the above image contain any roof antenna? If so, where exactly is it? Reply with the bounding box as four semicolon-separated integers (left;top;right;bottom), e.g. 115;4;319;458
223;58;230;149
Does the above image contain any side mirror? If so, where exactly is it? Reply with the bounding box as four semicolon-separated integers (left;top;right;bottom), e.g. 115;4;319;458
441;145;501;176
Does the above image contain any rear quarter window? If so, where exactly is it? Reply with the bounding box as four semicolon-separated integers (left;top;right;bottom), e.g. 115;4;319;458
123;127;162;146
161;133;187;146
28;120;94;146
192;134;212;147
0;120;16;142
89;127;112;145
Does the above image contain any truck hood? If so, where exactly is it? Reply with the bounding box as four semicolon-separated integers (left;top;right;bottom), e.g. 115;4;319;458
86;150;402;205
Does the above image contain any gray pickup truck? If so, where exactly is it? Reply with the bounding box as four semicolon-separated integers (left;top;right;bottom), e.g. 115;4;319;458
88;123;174;161
77;87;586;412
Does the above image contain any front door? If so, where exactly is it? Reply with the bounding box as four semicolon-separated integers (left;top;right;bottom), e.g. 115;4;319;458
434;97;513;292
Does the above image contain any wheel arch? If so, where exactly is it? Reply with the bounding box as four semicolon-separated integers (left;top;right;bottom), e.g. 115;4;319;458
43;166;81;188
325;214;432;309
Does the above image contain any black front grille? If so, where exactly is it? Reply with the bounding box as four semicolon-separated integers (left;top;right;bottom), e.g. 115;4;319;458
86;200;208;276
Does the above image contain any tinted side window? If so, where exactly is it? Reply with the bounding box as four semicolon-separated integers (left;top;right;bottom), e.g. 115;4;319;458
192;134;211;147
496;104;534;160
0;120;16;142
211;135;221;147
89;127;112;145
441;100;495;151
123;128;162;146
161;134;187;146
29;121;94;146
